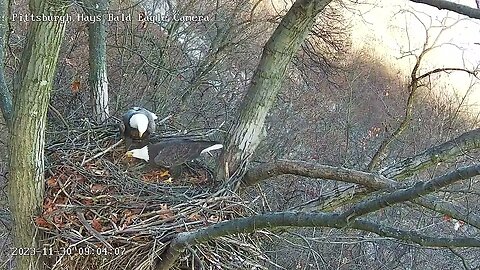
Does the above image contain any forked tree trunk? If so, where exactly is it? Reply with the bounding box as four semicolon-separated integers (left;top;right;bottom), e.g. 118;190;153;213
83;0;109;123
217;0;332;181
7;1;67;269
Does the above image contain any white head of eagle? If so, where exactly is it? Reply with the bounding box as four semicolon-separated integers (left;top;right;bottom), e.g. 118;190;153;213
126;145;150;161
129;114;150;137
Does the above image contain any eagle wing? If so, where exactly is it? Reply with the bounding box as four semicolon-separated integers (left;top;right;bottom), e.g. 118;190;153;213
152;140;208;167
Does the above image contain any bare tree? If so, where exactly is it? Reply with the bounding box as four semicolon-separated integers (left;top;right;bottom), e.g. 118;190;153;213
3;1;68;269
83;0;110;123
2;0;480;269
217;0;333;180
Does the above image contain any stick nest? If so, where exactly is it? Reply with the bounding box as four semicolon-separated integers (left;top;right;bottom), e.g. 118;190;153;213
39;120;267;270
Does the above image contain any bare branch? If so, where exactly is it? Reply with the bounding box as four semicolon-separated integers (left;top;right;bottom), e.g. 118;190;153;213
242;159;397;189
380;128;480;179
367;45;428;171
156;211;480;269
413;196;480;229
409;0;480;20
242;155;480;228
417;67;478;81
340;165;480;222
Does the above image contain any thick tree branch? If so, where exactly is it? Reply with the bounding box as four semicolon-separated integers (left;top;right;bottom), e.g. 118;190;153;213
409;0;480;20
242;159;397;189
157;164;480;268
242;159;480;229
340;165;480;222
156;211;480;269
380;128;480;179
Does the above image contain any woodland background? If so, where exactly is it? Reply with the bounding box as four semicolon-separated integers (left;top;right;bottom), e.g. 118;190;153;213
0;0;479;269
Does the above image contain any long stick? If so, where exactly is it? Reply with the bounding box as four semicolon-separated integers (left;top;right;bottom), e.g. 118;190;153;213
81;138;123;165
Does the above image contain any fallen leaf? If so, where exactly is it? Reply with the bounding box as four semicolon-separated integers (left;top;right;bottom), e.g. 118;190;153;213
71;79;81;94
43;198;56;215
53;214;64;227
46;177;58;187
92;218;103;232
55;195;68;205
442;215;452;222
81;198;94;206
90;184;107;194
34;216;51;228
188;213;202;221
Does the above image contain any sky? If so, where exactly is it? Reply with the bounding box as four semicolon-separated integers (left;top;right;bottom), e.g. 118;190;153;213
345;0;480;115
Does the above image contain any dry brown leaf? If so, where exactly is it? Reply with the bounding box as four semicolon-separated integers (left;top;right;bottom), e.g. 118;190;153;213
55;195;68;205
34;216;51;228
71;79;81;93
188;213;202;221
46;177;58;187
81;198;94;206
53;214;64;227
43;198;56;214
92;218;103;232
90;184;107;194
125;215;135;226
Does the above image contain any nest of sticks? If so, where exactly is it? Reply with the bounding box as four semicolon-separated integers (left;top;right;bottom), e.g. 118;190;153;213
39;120;267;269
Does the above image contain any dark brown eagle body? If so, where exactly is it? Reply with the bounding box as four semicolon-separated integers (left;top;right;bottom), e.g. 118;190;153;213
148;139;222;168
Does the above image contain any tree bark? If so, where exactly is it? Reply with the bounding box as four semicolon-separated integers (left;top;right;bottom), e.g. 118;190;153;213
242;159;397;188
8;1;67;269
0;0;12;126
380;128;480;179
83;0;109;123
155;210;480;269
409;0;480;20
217;0;332;180
340;164;480;222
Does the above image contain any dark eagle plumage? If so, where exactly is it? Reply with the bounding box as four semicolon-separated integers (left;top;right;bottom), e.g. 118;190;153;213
126;139;224;168
120;107;157;142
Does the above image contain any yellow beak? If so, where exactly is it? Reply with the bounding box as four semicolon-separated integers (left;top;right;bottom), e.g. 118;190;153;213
125;151;133;158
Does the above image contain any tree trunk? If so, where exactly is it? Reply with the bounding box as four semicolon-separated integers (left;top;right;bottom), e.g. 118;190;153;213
83;0;109;123
217;0;332;180
0;0;12;126
8;1;67;269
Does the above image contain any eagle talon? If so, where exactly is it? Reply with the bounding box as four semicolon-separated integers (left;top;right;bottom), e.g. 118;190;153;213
159;170;170;177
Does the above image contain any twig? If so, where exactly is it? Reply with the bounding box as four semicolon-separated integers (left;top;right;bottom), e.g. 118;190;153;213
49;104;70;131
75;210;113;249
81;138;123;165
157;114;173;125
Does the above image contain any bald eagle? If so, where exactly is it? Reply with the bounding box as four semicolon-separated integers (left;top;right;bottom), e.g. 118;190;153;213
125;139;223;168
121;107;158;143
